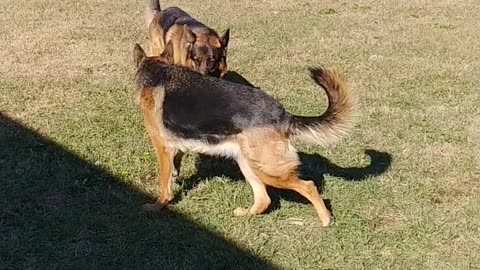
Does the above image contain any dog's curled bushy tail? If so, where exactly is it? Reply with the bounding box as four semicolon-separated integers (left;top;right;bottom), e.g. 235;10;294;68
289;67;358;147
145;0;161;27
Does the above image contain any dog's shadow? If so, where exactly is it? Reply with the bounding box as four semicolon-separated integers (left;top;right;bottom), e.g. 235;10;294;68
223;70;257;88
174;150;392;213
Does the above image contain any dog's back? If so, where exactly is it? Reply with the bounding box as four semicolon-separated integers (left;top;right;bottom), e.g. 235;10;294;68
157;7;216;40
135;61;290;142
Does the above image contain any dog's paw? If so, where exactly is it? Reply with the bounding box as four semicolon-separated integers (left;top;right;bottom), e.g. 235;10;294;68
171;168;179;180
320;216;335;227
233;207;250;216
142;202;167;212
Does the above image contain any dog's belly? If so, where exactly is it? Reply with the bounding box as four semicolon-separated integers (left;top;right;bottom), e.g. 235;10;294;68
167;138;240;159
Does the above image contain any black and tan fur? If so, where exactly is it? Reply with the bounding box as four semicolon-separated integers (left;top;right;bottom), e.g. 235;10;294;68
133;43;358;227
146;0;229;77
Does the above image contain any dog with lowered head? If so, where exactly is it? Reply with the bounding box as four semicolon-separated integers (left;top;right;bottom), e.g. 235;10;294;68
133;42;358;227
146;0;229;77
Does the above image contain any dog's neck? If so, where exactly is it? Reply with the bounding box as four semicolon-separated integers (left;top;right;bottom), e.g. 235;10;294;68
135;60;205;91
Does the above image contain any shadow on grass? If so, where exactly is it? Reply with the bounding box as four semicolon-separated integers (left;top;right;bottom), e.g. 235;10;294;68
0;113;278;269
268;149;392;212
178;150;392;213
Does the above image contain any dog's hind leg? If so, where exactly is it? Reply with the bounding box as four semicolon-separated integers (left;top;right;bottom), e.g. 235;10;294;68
233;152;271;216
148;21;165;56
251;163;333;227
150;37;165;56
240;130;333;227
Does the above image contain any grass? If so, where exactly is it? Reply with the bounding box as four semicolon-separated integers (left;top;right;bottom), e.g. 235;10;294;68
1;0;479;269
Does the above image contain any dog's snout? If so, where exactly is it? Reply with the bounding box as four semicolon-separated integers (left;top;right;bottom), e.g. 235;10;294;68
196;62;208;75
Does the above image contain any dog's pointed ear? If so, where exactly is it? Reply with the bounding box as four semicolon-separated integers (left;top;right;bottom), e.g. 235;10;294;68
183;25;196;44
133;43;146;68
220;28;230;48
160;40;175;65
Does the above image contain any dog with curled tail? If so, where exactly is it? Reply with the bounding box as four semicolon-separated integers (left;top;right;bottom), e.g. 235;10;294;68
133;43;358;227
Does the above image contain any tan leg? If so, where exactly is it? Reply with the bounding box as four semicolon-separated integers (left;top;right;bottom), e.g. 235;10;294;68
250;166;333;227
148;27;165;56
284;177;333;227
149;38;164;56
234;153;271;216
139;94;175;211
239;130;333;227
142;139;175;211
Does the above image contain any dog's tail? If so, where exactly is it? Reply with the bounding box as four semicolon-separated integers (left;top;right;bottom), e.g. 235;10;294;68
288;67;358;147
145;0;161;27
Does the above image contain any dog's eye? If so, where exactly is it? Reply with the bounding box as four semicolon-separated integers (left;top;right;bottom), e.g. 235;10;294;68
207;59;217;69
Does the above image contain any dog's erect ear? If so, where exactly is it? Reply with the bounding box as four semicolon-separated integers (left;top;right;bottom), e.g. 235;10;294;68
183;25;196;44
220;28;230;48
160;41;175;65
133;43;146;68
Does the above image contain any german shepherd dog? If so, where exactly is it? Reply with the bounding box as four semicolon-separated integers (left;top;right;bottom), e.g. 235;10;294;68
133;43;358;227
146;0;230;77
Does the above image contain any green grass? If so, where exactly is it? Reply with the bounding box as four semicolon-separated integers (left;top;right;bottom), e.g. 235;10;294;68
1;0;480;269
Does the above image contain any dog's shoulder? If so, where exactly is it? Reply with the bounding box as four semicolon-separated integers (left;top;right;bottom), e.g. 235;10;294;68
135;59;169;90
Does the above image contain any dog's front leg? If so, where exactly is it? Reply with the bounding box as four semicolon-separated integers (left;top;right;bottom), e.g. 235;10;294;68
143;143;176;211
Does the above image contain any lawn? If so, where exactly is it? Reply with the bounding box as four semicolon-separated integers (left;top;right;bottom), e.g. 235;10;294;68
1;0;479;269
